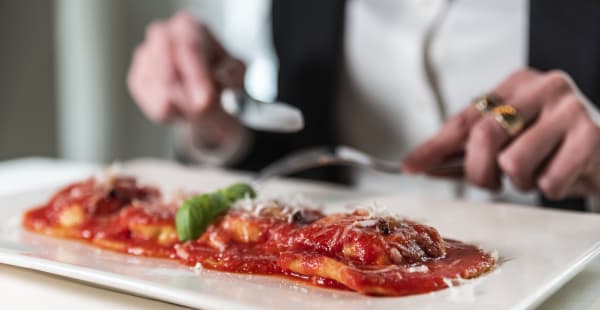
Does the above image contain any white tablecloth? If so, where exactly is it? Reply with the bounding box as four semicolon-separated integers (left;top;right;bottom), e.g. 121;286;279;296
0;158;598;309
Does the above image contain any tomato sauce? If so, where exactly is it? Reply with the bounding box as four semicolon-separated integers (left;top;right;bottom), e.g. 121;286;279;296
22;177;496;296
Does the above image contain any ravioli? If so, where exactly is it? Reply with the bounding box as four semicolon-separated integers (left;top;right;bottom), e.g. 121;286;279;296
23;176;496;296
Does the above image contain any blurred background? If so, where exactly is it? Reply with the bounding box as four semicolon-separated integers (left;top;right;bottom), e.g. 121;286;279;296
0;0;276;163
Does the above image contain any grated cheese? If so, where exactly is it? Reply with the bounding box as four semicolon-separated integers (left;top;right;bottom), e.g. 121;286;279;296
94;163;122;186
390;248;404;264
174;244;189;260
406;265;429;273
208;232;227;252
353;219;378;227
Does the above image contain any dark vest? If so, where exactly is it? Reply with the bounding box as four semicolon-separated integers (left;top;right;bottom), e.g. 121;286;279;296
234;0;600;211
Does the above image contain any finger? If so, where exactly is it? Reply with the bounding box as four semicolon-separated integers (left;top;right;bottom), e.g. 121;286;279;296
129;22;181;123
482;71;579;191
464;69;577;188
537;113;600;199
464;117;507;189
461;69;550;189
498;105;568;191
174;42;216;117
169;13;216;118
402;109;479;174
424;154;465;179
403;69;541;174
494;70;572;125
492;68;542;100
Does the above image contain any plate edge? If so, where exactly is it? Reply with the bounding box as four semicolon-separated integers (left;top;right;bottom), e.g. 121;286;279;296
0;250;262;310
514;241;600;310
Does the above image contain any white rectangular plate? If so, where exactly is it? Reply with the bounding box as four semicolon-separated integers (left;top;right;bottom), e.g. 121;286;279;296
0;160;599;310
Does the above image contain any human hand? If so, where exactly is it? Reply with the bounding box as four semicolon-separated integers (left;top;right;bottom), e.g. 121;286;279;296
127;11;245;123
403;68;600;199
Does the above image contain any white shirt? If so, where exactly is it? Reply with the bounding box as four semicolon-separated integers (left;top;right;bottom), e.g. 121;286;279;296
337;0;537;204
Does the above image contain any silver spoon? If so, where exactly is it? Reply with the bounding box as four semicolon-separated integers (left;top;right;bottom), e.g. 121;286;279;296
220;89;304;133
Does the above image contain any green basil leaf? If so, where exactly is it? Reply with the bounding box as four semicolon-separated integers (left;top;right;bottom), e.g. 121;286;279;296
175;203;194;242
175;183;255;242
220;182;256;202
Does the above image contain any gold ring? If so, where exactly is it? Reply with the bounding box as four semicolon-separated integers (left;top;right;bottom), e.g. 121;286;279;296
472;95;501;115
491;105;524;137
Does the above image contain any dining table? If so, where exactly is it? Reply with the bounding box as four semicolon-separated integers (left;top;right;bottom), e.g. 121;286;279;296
0;157;598;309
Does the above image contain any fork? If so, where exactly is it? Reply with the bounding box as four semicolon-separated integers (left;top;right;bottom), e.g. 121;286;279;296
252;145;464;186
